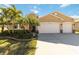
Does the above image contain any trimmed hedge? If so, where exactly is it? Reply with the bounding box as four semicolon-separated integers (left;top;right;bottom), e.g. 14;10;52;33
0;30;33;39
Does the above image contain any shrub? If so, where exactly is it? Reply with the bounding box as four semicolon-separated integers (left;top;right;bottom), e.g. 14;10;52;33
0;30;33;39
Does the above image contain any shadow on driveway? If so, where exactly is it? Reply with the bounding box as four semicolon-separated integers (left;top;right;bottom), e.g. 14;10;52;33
38;33;79;46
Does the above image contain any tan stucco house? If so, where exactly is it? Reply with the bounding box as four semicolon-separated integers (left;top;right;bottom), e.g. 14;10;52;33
38;11;74;33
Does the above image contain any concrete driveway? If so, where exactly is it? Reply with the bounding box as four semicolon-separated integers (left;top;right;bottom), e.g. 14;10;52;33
35;33;79;55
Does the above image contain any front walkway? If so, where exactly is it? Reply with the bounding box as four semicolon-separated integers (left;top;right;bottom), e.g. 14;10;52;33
35;33;79;55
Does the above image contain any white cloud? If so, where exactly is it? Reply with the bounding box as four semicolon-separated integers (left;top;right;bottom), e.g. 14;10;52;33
34;10;39;14
70;15;79;19
30;6;40;14
31;9;39;14
60;4;71;8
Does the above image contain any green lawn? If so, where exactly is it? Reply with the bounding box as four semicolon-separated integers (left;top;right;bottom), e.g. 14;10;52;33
75;30;79;34
0;38;37;55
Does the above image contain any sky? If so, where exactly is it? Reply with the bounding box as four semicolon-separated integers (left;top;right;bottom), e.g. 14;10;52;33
0;4;79;18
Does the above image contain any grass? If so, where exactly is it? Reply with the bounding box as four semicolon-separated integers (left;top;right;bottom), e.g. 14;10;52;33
0;38;37;55
25;39;37;55
75;30;79;34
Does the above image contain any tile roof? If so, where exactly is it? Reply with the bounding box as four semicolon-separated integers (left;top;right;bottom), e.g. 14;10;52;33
39;11;74;22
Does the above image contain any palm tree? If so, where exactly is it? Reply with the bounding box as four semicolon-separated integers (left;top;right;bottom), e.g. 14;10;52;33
0;8;9;32
26;13;40;32
17;16;28;30
0;5;22;33
6;5;22;32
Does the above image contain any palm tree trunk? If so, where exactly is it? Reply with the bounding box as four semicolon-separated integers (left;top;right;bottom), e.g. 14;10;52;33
7;24;11;34
29;25;32;32
12;25;14;33
17;24;20;29
1;24;4;32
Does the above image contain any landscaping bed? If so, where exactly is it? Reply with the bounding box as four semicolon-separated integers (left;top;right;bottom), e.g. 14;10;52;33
0;30;38;55
0;38;37;55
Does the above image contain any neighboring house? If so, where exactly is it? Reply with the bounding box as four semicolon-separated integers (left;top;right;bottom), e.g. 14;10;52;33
38;11;74;33
1;24;29;31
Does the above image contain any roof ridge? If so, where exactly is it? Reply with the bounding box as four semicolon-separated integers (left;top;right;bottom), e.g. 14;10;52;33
52;11;73;19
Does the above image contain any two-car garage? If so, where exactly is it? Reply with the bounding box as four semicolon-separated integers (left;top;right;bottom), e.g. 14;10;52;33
38;22;61;33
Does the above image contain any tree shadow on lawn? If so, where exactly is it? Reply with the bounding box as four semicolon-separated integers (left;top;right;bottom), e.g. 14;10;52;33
0;38;37;55
38;33;79;46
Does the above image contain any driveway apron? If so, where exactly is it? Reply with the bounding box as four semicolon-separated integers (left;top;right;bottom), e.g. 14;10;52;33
35;33;79;55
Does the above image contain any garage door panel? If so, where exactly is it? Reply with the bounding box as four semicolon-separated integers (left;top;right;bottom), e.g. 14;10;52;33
38;22;60;33
62;22;72;33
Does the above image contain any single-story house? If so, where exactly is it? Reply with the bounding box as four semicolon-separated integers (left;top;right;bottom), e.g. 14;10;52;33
38;11;74;33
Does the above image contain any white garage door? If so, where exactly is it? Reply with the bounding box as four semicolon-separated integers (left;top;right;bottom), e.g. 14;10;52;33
62;22;73;33
38;22;60;33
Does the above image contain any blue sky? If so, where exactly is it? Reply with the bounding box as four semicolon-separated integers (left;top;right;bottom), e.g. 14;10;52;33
0;4;79;18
